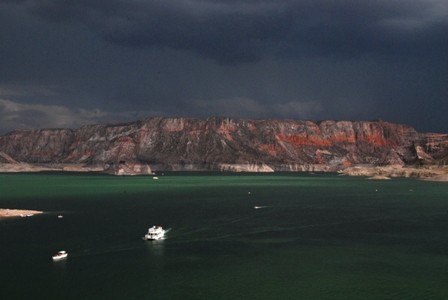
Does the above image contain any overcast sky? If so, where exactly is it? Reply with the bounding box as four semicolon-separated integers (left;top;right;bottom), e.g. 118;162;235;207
1;0;447;134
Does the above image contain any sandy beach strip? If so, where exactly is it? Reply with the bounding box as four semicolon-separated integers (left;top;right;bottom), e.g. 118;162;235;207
0;208;44;218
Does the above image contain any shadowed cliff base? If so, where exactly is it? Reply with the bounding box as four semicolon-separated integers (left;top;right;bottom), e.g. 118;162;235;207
0;117;447;179
1;163;447;181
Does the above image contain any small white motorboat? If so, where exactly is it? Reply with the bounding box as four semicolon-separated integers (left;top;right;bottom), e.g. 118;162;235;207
144;226;165;240
52;250;68;261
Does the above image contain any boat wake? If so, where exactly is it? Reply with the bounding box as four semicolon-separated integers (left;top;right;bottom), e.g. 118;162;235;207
254;206;270;209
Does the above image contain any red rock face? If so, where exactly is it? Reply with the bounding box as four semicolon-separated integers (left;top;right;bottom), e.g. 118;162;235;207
0;117;447;171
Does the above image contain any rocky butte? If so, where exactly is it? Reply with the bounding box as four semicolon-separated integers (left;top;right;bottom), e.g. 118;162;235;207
0;117;447;179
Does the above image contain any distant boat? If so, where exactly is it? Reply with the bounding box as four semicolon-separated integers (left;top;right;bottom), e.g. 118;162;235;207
52;250;68;261
144;226;165;240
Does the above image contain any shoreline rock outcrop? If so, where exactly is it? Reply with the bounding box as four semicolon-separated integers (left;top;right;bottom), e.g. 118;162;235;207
0;209;43;218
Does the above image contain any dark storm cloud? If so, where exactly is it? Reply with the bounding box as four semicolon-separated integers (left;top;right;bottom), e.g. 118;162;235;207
0;0;447;133
27;0;448;63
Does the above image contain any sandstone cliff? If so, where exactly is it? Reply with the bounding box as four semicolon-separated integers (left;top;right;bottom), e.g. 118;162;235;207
0;117;447;175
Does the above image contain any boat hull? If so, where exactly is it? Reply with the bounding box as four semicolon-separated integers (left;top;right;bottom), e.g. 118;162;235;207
52;252;68;261
144;233;165;240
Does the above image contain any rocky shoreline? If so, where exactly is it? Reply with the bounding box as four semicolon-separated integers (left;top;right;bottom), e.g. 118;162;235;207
339;165;448;181
0;162;104;173
1;162;447;181
0;208;43;218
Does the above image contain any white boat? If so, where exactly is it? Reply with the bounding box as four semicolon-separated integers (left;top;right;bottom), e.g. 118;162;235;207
144;226;165;240
52;250;68;261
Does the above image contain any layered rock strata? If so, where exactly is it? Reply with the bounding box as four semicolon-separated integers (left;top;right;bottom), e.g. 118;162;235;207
0;117;447;176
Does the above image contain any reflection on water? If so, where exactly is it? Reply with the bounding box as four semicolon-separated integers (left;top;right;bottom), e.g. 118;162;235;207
145;239;165;257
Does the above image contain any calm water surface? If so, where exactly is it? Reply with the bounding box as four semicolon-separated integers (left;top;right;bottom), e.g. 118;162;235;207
1;173;448;299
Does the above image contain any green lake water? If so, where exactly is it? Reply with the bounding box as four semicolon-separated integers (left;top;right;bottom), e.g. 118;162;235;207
1;173;448;299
